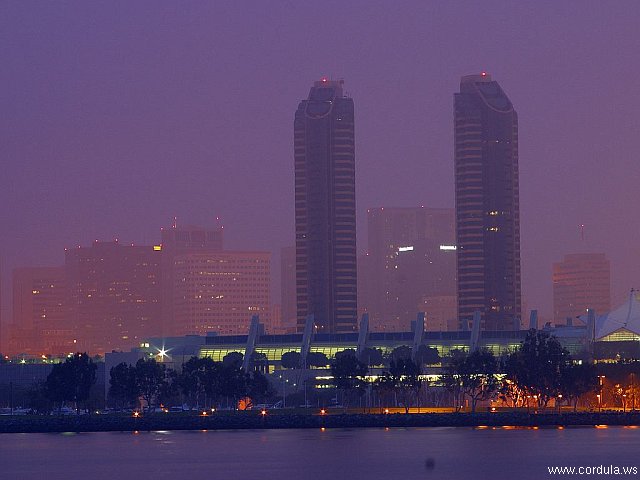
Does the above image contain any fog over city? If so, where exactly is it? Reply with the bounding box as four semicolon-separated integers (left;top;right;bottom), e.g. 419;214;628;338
2;1;640;347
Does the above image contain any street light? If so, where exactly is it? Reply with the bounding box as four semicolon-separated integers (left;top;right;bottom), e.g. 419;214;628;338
598;375;606;411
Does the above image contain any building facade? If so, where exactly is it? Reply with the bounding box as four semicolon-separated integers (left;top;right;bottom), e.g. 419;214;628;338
9;266;72;355
364;207;456;332
454;73;522;330
280;246;297;333
160;224;224;336
553;253;611;325
294;78;357;333
171;251;271;336
65;241;162;354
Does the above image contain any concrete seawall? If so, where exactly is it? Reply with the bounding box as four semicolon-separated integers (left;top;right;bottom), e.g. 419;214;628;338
2;412;640;434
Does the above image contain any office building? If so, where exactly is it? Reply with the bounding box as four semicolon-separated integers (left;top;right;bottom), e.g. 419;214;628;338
8;266;72;355
171;251;271;335
454;73;522;330
280;246;297;333
65;241;162;354
294;78;357;333
160;224;224;336
365;207;456;331
553;253;611;325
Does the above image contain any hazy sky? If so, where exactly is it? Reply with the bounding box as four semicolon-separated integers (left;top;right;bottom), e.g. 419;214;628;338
2;1;639;341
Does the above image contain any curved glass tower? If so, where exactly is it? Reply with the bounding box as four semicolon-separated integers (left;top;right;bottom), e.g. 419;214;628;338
294;78;357;333
454;73;521;331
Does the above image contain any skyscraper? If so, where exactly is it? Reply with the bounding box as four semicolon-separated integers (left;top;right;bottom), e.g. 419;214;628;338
553;253;611;325
294;78;357;333
364;207;456;331
454;73;521;330
280;246;297;332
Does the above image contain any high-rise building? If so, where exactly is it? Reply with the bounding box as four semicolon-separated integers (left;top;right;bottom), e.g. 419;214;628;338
294;78;357;333
419;294;458;332
280;246;297;332
454;73;521;330
160;224;224;336
8;266;72;355
171;251;271;335
364;207;456;331
553;253;611;325
65;241;162;354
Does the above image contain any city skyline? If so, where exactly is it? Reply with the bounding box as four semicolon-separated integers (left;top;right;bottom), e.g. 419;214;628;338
2;1;640;350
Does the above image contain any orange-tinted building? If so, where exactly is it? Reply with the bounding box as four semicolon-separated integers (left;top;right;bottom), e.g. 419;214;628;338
160;224;224;336
8;266;72;355
65;241;162;354
171;251;271;335
420;295;458;332
553;253;611;325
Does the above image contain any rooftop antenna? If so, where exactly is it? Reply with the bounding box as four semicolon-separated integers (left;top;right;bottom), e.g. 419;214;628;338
172;216;178;229
580;224;585;243
625;288;636;328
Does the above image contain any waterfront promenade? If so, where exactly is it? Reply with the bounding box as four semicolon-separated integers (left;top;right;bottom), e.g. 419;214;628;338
2;410;640;434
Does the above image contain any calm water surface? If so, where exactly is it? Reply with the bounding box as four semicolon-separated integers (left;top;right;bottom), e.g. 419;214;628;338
2;427;639;479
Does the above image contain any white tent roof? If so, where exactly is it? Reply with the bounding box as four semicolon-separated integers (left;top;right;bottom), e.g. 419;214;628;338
594;292;640;340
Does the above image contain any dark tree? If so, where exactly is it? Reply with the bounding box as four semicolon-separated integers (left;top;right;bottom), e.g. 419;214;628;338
135;358;171;412
389;357;422;413
441;350;466;411
27;382;53;415
560;362;598;411
281;351;301;369
222;351;244;368
373;373;396;409
330;353;368;407
109;362;138;410
45;353;97;413
249;352;269;373
247;370;276;404
389;346;412;363
442;349;498;412
506;329;569;407
361;347;384;367
220;361;247;407
306;352;329;368
334;348;358;360
415;345;441;366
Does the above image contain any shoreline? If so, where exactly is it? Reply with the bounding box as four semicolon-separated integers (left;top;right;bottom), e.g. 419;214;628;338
2;411;640;434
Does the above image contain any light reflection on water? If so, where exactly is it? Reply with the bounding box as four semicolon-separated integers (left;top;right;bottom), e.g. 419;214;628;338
2;427;639;480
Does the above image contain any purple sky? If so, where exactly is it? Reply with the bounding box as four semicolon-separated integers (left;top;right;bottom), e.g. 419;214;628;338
2;1;639;344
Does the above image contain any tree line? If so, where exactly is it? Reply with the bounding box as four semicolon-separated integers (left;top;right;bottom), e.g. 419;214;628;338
328;330;602;413
109;354;274;411
25;352;274;414
17;330;609;414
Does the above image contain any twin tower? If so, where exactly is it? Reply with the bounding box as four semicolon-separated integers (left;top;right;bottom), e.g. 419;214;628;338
294;74;521;333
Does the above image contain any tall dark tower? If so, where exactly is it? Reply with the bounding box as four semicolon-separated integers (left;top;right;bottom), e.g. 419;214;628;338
294;78;357;333
454;73;521;330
